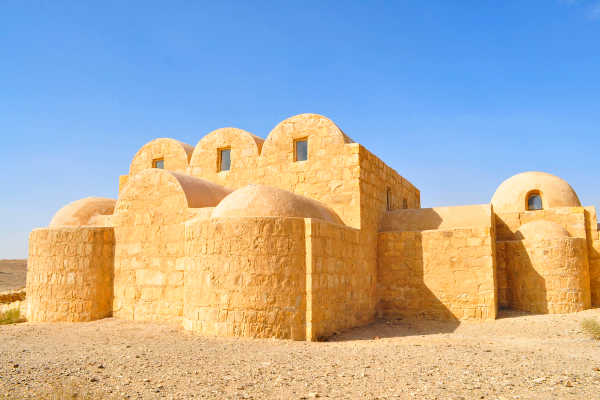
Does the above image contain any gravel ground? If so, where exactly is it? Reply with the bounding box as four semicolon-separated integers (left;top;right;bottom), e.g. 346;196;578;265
1;309;600;399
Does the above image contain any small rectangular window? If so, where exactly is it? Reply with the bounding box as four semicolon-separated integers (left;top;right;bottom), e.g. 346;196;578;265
386;188;392;211
152;158;164;169
403;198;408;209
294;138;308;162
218;148;231;172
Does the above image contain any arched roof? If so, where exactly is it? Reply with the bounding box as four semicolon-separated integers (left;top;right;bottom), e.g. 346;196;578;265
116;169;232;213
49;197;116;227
259;114;353;163
129;138;194;177
211;184;343;224
491;171;581;213
516;220;570;241
189;127;263;174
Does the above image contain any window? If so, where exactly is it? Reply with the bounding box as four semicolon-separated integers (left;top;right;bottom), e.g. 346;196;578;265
403;198;408;209
386;188;392;211
294;138;308;162
527;192;543;211
152;158;164;169
218;148;231;172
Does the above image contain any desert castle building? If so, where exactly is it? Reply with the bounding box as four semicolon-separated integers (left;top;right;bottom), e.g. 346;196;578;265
26;113;600;340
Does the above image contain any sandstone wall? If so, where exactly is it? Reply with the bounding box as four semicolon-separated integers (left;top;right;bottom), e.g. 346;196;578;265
26;227;114;322
112;170;225;322
497;238;591;314
305;220;369;340
584;207;600;306
129;138;194;177
184;217;307;340
495;207;587;241
377;227;497;320
381;204;492;232
188;127;263;189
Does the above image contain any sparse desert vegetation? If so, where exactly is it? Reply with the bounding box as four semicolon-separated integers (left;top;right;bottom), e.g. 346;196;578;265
582;318;600;340
0;308;24;325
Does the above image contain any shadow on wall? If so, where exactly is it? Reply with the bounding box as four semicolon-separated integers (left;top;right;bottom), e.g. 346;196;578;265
376;231;461;338
501;241;548;314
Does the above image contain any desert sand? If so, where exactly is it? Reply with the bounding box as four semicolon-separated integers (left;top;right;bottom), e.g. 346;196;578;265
1;309;599;399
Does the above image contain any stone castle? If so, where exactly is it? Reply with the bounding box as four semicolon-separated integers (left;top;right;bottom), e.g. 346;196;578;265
26;113;600;340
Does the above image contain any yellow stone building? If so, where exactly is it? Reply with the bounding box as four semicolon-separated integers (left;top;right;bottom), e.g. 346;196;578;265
26;113;600;340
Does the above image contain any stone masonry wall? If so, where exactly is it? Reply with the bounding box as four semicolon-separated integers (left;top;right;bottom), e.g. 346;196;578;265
495;207;587;241
26;227;114;322
188;127;263;190
112;171;198;322
184;217;307;340
498;238;591;314
584;207;600;306
377;227;497;320
305;220;368;340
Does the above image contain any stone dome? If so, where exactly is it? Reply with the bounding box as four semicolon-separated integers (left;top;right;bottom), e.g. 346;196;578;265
491;171;581;213
49;197;116;227
211;185;342;224
515;220;570;241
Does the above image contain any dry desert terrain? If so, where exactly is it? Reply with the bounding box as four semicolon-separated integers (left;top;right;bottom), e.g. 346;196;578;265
0;259;26;292
1;309;600;399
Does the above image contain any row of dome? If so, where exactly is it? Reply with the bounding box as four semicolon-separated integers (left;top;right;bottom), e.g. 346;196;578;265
50;170;582;229
128;113;353;176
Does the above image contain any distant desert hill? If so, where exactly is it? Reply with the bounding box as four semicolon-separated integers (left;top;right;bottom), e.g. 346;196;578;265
0;259;27;292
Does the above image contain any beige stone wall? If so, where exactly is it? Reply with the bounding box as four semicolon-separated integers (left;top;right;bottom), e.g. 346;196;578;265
26;227;114;322
305;220;369;340
188;127;263;189
112;170;227;322
381;204;492;232
495;207;587;241
257;115;362;229
498;238;591;314
129;138;194;177
183;217;307;340
584;207;600;306
184;114;366;229
377;227;497;320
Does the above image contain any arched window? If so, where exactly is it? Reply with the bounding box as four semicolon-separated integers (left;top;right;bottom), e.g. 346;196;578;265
527;192;543;210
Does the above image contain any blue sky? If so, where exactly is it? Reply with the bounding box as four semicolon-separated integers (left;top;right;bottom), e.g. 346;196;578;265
1;1;599;258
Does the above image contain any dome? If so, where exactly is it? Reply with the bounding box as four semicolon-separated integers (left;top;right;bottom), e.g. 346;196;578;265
117;169;232;211
49;197;116;227
211;185;342;224
491;171;581;213
515;220;570;241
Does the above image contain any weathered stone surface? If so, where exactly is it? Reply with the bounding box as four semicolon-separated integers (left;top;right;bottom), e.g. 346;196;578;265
377;227;497;321
499;238;591;314
26;227;114;322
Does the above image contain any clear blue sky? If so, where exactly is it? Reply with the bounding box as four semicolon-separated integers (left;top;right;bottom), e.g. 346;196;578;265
1;1;599;258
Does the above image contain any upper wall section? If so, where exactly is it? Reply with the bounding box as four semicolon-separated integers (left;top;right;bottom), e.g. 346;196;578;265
129;138;194;177
380;204;493;232
49;197;116;228
491;171;581;213
188;128;263;188
124;113;420;229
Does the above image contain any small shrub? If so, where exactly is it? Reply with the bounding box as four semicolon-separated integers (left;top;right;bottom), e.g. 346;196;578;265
0;308;25;325
581;318;600;340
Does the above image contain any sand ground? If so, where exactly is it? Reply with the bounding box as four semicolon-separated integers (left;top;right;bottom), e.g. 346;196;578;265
0;260;26;292
1;309;600;399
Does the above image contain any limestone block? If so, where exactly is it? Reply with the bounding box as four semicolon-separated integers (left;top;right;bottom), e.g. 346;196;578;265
26;227;114;322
